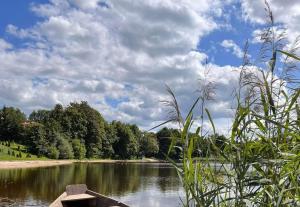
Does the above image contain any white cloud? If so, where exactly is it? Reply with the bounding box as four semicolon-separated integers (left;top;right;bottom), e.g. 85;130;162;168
241;0;300;43
0;39;12;51
221;39;244;58
0;0;244;132
72;0;101;10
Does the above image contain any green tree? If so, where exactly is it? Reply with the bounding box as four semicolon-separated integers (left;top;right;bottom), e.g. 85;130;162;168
72;139;86;159
29;110;50;123
140;132;159;157
130;124;142;156
102;123;118;158
56;133;74;159
0;106;26;141
112;121;138;159
47;145;59;159
64;102;106;158
157;127;180;159
23;123;48;156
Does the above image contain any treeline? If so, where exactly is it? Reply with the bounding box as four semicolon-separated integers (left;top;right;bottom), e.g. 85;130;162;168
0;102;226;160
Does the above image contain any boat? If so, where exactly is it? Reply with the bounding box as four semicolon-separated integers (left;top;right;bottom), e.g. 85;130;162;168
49;184;129;207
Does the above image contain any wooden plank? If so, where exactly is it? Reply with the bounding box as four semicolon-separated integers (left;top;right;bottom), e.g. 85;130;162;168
49;192;67;207
61;193;95;202
66;184;87;195
86;190;129;207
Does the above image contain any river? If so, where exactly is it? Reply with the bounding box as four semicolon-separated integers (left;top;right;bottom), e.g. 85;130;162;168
0;162;183;207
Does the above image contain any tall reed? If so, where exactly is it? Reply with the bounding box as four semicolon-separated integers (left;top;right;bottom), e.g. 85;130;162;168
161;2;300;206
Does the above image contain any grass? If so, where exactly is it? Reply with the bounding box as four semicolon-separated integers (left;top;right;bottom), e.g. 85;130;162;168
0;142;48;161
161;3;300;206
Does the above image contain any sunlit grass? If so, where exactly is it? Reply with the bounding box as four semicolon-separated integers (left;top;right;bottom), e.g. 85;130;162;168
0;142;48;160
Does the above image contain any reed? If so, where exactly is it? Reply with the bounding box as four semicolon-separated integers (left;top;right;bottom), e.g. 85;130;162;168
161;2;300;206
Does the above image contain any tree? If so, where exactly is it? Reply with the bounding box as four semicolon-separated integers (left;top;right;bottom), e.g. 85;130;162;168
0;101;164;160
47;145;59;159
157;127;180;159
0;106;26;141
64;102;106;158
72;139;86;159
130;124;142;155
56;133;74;159
112;121;139;159
140;132;159;157
29;110;50;123
23;123;48;156
102;123;118;158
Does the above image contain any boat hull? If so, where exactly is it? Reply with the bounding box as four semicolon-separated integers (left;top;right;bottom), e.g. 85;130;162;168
49;184;129;207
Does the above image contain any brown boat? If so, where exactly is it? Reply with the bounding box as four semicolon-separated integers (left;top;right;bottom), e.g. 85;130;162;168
49;184;129;207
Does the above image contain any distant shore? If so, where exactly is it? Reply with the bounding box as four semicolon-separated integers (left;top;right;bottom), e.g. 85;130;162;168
0;158;165;169
0;160;73;169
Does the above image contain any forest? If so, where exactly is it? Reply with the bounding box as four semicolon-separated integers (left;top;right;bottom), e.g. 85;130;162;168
0;102;226;160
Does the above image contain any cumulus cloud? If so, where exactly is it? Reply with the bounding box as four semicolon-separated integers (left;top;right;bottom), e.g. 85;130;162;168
221;39;244;58
241;0;300;43
0;0;245;132
0;39;12;50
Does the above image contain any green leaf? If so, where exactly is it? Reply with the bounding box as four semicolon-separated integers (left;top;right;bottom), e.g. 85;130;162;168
205;109;215;135
277;50;300;61
254;118;267;133
186;97;200;120
269;50;276;73
262;72;276;115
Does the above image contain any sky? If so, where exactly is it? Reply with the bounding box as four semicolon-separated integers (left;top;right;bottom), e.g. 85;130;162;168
0;0;299;133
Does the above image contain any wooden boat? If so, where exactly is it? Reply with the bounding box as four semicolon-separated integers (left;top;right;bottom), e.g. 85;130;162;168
49;184;129;207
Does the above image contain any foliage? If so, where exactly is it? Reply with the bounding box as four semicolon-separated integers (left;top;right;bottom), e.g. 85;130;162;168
0;142;46;160
56;133;74;159
72;139;86;159
47;145;59;159
157;127;181;159
0;101;227;160
0;106;26;141
22;123;48;156
140;132;159;157
102;123;118;158
112;121;139;159
161;3;300;206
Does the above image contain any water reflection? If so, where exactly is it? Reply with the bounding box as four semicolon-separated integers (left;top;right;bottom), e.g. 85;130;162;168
0;163;182;207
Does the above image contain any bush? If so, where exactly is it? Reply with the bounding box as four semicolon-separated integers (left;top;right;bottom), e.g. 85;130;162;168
56;134;74;159
47;145;59;159
72;139;86;159
140;132;159;157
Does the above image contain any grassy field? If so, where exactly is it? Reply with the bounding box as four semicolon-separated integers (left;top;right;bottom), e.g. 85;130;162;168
0;142;48;160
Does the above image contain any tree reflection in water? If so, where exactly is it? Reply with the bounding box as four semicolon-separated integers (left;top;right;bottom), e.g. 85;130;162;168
0;163;181;207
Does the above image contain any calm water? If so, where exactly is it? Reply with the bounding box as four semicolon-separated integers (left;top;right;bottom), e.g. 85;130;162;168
0;163;183;207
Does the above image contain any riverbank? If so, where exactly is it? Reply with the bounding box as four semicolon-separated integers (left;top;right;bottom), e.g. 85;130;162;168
0;158;165;169
0;160;73;169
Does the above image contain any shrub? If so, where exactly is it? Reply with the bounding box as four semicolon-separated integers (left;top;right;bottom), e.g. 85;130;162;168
72;139;86;159
56;134;74;159
47;145;59;159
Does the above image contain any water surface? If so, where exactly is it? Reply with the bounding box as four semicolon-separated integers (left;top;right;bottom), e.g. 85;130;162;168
0;163;183;207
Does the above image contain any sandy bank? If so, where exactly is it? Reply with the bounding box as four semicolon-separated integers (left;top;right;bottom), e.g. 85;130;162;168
0;158;165;169
78;158;166;164
0;160;73;169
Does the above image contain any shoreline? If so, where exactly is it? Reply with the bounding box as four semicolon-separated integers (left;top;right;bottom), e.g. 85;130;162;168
0;158;166;169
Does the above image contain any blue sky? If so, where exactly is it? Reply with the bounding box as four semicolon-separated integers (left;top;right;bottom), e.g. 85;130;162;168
0;1;46;46
0;0;299;132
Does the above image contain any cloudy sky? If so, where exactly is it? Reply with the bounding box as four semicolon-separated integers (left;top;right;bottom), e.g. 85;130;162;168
0;0;299;133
